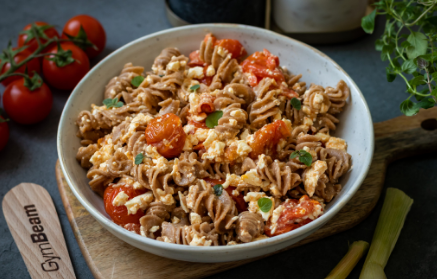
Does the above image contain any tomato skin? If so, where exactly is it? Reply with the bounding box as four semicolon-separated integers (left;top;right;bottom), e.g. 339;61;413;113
145;113;186;158
188;50;205;67
0;48;41;86
2;78;52;124
42;43;90;90
0;117;9;151
103;185;146;226
62;15;106;59
249;120;291;159
17;22;59;53
241;49;285;87
216;39;247;59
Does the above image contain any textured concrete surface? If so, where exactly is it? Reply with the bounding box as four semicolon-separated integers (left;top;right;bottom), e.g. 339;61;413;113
0;1;436;278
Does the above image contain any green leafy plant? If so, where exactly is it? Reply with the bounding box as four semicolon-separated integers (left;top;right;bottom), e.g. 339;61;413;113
362;0;437;115
103;97;124;108
205;110;223;128
257;197;272;212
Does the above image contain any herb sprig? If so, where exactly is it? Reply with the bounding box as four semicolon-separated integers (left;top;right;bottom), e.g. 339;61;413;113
362;0;437;115
290;150;313;167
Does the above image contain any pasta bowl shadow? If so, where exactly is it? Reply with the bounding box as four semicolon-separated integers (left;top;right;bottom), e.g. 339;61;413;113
57;24;374;263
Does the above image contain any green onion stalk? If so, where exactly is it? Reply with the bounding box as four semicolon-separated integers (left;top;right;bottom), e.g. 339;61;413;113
326;241;369;279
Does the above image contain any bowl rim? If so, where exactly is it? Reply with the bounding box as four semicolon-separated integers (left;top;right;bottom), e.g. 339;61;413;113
57;23;374;254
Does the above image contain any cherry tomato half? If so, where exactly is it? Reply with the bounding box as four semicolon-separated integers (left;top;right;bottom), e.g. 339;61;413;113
103;185;146;226
145;113;186;158
0;48;41;86
2;78;53;124
216;39;247;59
0;116;9;151
42;43;90;90
17;22;59;53
241;49;285;87
62;15;106;59
249;120;291;159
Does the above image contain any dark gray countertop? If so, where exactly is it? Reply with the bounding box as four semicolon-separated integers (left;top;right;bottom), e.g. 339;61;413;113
0;1;436;278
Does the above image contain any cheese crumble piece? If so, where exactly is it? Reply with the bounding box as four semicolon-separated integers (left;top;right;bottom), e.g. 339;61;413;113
326;137;347;151
303;160;328;197
222;173;243;188
112;191;129;207
241;169;263;187
166;61;180;72
206;65;215;76
190;212;202;224
125;192;154;215
269;205;285;234
189;234;212;246
187;66;204;79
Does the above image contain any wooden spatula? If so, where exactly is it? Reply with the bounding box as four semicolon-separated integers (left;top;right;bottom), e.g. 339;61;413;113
2;183;76;279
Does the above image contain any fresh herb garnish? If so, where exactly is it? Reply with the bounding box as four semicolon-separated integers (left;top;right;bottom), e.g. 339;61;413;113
361;1;437;115
205;110;223;128
213;184;223;196
190;84;200;92
135;153;144;165
258;197;272;213
290;97;301;110
103;97;124;109
290;149;313;167
131;76;145;87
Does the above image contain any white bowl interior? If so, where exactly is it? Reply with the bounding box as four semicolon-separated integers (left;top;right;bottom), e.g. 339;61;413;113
58;24;373;262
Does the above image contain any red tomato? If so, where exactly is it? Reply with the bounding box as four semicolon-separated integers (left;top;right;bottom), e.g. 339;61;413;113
0;116;9;151
2;78;52;124
145;113;186;158
123;223;141;234
204;178;248;212
42;43;90;90
62;15;106;59
103;185;146;226
241;49;285;87
216;39;247;59
265;195;321;237
17;22;59;53
249;120;291;159
0;48;41;86
198;65;213;86
188;50;205;67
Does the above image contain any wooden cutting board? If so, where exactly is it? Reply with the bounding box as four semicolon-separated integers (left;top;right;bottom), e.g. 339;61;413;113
55;107;437;279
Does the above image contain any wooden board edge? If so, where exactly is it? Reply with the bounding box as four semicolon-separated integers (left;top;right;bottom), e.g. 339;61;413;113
55;160;104;279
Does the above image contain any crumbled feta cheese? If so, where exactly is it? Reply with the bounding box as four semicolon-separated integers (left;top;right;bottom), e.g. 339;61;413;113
326;137;347;151
189;234;212;246
253;234;269;241
183;124;197;134
217;46;228;57
187;66;204;79
229;118;238;126
230;108;245;118
112;191;129;207
172;216;181;224
125;192;154;215
156;188;175;205
89;141;114;166
188;92;201;114
166;61;180;71
121;113;153;143
145;145;162;160
315;132;330;143
161;236;173;243
227;241;238;245
202;140;226;161
183;134;199;151
149;226;160;233
303;160;328;196
190;212;202;225
257;154;268;169
240;129;250;141
269;205;284;234
203;129;220;149
206;65;215;76
222;173;243;188
241;169;263;187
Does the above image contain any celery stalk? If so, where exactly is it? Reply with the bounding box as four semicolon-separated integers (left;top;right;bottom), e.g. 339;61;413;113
326;240;369;279
359;188;413;279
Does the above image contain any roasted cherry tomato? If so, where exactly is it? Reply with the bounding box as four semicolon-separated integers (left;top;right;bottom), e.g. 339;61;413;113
2;78;52;124
0;48;41;86
198;65;213;86
62;15;106;59
103;185;146;226
265;195;321;237
204;178;248;212
17;22;59;53
249;120;291;159
0;116;9;151
241;49;285;87
145;113;186;158
188;50;204;67
216;39;247;59
187;119;208;131
123;223;141;235
42;43;90;90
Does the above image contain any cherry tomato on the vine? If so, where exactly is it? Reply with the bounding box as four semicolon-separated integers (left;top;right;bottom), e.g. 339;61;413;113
0;48;41;86
62;15;106;59
103;185;146;226
42;43;90;90
2;77;53;124
0;116;9;151
17;22;59;53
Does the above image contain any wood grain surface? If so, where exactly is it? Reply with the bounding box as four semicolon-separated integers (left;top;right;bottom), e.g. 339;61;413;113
2;183;76;279
56;107;437;279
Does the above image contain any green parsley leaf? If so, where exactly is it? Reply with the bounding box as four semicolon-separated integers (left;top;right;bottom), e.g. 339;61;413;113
131;76;145;87
135;153;144;165
406;32;428;59
257;197;272;213
290;150;313;167
361;9;376;34
205;110;223;128
213;184;223;196
190;84;200;92
103;98;124;109
290;97;301;110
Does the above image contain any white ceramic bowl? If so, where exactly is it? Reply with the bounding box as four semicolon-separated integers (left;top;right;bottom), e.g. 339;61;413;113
57;24;374;263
